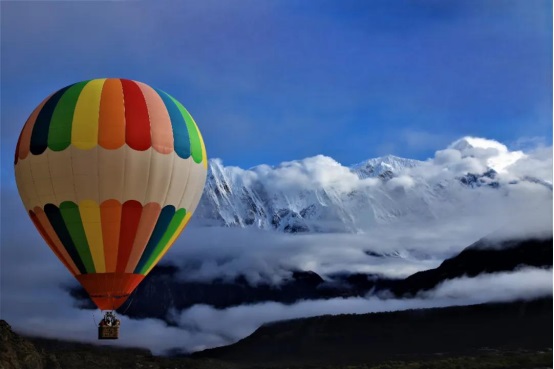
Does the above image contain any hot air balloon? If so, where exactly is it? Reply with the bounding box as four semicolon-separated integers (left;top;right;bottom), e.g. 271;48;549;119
14;78;207;338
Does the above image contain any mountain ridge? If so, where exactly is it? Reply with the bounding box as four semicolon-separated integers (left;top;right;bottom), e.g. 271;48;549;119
195;137;552;233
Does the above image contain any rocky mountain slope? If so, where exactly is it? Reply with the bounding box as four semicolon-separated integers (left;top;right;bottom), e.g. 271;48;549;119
0;320;60;369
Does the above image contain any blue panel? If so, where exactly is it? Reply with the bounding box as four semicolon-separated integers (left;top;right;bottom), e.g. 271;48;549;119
155;89;191;159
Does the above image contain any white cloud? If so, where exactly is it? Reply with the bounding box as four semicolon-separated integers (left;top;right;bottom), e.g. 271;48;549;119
447;136;526;173
386;175;415;191
449;136;509;154
178;215;519;283
433;149;462;165
252;155;360;193
504;146;553;182
420;267;553;302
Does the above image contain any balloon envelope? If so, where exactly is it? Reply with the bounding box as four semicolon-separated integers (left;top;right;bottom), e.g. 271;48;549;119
14;78;207;310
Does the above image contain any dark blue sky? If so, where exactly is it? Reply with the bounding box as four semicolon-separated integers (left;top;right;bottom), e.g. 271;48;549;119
1;0;551;170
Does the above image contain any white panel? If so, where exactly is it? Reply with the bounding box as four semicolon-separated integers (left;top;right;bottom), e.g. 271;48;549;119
48;149;77;205
13;147;208;210
122;146;152;204
71;146;100;203
179;162;207;212
164;155;192;208
189;165;207;213
30;151;57;207
98;147;126;202
144;150;174;205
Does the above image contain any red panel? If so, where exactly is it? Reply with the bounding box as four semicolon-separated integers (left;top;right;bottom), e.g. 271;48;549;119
121;79;151;151
76;273;145;310
116;200;143;273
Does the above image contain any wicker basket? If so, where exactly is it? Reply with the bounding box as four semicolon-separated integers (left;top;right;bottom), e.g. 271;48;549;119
98;326;119;340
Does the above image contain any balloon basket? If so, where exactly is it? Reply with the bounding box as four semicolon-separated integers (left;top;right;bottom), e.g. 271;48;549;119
98;326;119;340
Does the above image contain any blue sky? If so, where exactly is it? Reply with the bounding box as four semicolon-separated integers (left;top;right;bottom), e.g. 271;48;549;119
1;0;552;171
0;1;552;349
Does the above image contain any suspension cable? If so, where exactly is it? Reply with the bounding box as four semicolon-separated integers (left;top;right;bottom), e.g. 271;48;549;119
120;288;136;315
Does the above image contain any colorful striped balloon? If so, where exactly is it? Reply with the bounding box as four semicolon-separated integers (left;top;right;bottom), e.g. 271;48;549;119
14;78;208;310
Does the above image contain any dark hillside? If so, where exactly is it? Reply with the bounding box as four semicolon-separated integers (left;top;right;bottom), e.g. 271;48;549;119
2;298;551;368
382;237;553;296
195;298;553;367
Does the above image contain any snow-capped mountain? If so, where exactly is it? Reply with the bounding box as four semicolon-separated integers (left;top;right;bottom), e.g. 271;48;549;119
351;155;422;180
193;137;552;233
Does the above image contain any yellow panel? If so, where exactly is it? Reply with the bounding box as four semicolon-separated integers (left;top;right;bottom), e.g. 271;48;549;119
79;199;106;272
72;79;105;150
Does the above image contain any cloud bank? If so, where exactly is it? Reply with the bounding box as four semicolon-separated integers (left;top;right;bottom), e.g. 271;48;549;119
4;264;551;355
1;136;551;355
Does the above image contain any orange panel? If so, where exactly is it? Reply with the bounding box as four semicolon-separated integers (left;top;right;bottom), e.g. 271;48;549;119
98;79;125;149
100;200;122;273
29;210;79;276
33;207;81;275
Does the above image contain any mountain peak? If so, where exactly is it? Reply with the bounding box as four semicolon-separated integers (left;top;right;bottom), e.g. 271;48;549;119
351;154;422;167
447;137;525;173
350;155;422;180
449;136;509;152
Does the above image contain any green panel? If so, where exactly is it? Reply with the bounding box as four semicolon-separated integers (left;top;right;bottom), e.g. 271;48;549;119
170;97;203;164
138;208;186;274
48;81;89;151
59;201;95;273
